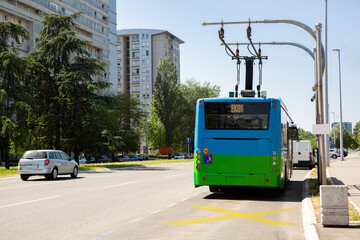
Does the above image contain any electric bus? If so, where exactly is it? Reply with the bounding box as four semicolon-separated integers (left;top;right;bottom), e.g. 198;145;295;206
194;97;295;192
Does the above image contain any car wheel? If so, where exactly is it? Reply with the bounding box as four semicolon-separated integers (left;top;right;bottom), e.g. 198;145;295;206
71;166;78;178
332;154;337;159
51;168;58;180
20;174;29;181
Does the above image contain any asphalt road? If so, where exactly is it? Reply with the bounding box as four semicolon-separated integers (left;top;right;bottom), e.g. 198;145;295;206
0;163;310;240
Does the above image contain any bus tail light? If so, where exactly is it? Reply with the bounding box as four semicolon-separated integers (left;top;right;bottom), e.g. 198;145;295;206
196;165;200;169
266;179;269;182
272;167;276;171
196;155;201;159
196;149;201;154
273;156;276;160
203;177;206;181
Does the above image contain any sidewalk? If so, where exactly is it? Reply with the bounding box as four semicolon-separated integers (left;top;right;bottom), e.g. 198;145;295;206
314;152;360;240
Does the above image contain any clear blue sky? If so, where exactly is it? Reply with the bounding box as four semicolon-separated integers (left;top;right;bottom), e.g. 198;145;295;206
117;0;360;132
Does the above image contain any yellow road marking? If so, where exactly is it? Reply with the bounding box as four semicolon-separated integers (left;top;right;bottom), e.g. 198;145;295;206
162;206;297;226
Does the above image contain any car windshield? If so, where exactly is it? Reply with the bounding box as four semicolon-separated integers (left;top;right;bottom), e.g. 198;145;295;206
22;151;47;159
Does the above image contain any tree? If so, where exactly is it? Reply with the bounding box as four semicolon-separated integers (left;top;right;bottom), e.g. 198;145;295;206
352;121;360;149
172;79;220;153
152;57;182;147
297;127;317;149
26;14;109;162
330;124;354;149
0;21;29;169
104;93;144;159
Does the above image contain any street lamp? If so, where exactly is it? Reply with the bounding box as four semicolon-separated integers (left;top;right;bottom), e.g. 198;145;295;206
332;49;344;161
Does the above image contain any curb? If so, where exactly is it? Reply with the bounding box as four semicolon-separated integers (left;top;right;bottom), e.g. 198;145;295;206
302;170;319;240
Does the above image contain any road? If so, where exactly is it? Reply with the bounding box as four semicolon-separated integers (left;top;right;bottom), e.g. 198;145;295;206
0;163;310;240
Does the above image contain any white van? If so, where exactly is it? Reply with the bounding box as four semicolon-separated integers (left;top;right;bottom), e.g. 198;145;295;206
293;140;314;169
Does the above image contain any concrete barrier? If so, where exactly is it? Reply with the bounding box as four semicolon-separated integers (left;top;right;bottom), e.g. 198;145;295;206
320;185;349;226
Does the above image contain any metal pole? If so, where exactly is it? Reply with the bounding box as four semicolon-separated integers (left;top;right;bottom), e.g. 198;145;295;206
145;113;149;159
324;0;330;166
314;48;322;184
333;49;344;161
332;112;336;147
315;23;327;185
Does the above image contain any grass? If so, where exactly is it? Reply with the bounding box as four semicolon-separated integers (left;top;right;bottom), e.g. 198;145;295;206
308;168;360;222
0;166;18;177
0;159;193;178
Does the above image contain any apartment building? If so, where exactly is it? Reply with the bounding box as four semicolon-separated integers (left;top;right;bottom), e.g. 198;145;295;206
331;122;353;133
116;29;184;112
0;0;117;93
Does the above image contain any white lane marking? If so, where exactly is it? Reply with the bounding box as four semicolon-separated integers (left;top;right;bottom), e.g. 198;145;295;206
128;218;142;224
167;202;177;208
0;195;60;209
103;181;141;189
164;174;185;178
180;197;189;202
0;182;54;191
151;209;162;214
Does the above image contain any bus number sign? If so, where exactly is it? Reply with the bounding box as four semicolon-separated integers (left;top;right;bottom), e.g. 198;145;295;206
203;154;213;164
231;104;243;113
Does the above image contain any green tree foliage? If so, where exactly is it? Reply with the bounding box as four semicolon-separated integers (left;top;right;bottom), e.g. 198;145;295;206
173;79;220;153
0;21;29;168
297;127;317;149
104;93;144;159
352;121;360;149
146;78;220;153
152;57;182;147
26;13;110;162
330;124;354;149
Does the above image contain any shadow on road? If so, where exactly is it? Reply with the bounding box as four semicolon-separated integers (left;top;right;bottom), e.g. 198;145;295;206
203;180;304;203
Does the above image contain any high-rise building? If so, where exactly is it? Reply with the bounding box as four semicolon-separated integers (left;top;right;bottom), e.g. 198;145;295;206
116;29;184;112
0;0;117;93
331;122;352;133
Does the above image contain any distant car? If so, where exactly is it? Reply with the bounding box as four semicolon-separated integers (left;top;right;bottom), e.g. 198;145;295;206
129;155;139;161
98;155;111;163
174;153;186;159
78;155;87;164
18;150;78;181
138;155;149;161
187;154;194;159
116;155;130;162
329;149;340;159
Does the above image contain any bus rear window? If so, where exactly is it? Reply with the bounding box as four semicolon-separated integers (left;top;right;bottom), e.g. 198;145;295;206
205;102;270;130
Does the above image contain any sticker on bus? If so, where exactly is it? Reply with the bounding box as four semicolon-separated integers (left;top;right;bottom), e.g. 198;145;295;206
203;154;213;164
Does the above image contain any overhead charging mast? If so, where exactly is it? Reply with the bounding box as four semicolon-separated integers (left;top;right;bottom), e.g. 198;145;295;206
218;20;268;98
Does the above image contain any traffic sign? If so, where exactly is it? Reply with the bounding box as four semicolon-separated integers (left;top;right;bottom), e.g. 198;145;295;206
329;137;332;143
185;137;191;144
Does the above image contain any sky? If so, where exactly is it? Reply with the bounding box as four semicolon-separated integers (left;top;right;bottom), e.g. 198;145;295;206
116;0;360;132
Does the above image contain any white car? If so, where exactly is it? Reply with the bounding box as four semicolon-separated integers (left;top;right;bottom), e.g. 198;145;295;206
18;150;79;181
329;149;340;159
174;153;186;159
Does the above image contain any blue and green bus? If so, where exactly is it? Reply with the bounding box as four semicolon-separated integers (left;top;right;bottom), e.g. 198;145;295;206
194;97;295;192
